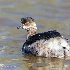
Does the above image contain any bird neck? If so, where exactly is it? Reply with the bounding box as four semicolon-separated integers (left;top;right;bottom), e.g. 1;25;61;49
27;27;37;39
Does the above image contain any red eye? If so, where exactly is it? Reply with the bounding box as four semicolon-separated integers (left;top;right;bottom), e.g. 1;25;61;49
24;23;29;26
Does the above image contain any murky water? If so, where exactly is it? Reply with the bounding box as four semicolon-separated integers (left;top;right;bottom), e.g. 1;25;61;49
0;0;70;70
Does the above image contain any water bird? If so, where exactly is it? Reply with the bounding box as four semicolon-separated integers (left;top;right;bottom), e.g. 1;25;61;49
17;17;70;58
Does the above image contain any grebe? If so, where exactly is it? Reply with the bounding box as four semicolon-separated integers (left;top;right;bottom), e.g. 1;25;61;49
17;17;70;58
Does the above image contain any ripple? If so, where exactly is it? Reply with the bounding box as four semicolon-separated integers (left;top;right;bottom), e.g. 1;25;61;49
32;63;49;67
0;63;19;70
0;0;25;8
65;60;70;66
0;17;19;27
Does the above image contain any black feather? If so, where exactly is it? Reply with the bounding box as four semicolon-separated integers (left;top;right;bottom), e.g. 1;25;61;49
23;30;62;46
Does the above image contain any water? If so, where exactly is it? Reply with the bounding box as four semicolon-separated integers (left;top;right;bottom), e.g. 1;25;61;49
0;0;70;70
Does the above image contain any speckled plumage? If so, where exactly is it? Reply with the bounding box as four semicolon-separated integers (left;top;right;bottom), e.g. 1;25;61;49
23;30;61;46
22;36;70;58
17;17;70;58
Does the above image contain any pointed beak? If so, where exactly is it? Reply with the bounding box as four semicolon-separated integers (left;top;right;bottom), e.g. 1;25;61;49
17;24;24;29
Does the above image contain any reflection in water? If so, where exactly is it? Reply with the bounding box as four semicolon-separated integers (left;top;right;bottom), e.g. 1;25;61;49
22;55;68;70
0;0;70;70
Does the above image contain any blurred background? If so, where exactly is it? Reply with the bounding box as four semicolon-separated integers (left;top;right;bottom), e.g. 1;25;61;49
0;0;70;70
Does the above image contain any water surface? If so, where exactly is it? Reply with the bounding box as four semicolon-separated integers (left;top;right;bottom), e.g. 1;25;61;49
0;0;70;70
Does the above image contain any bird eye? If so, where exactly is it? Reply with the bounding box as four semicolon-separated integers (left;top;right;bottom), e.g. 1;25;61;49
24;23;29;26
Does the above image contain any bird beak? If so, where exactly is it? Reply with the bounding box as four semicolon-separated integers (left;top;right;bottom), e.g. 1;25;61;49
17;23;24;29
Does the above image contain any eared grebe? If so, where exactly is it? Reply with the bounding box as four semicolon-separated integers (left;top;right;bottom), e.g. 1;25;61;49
17;17;70;58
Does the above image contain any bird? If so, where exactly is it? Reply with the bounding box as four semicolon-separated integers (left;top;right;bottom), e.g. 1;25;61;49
17;17;70;58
